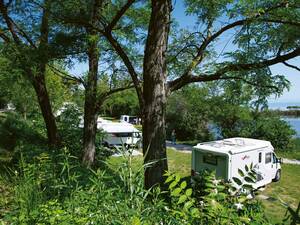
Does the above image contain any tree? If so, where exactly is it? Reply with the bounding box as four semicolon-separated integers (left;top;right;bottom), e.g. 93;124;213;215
88;0;300;189
0;0;60;146
101;89;139;118
48;0;139;166
166;85;213;141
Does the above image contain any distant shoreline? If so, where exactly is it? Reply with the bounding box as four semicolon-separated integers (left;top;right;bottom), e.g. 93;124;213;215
268;102;300;111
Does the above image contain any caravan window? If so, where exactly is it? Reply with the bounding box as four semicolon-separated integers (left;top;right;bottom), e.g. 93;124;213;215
203;154;217;165
265;152;272;164
115;133;132;137
258;152;262;163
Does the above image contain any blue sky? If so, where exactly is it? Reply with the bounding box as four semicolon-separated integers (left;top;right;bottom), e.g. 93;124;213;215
71;0;300;103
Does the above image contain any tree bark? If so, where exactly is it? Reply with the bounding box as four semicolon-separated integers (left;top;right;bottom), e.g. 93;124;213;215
82;0;102;166
142;0;171;189
32;74;59;147
82;36;99;166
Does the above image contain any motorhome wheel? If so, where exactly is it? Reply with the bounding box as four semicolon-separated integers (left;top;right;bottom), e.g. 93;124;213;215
273;170;281;182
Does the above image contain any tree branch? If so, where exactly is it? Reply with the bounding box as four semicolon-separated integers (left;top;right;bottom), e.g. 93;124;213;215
47;64;85;86
101;30;143;107
219;75;280;92
0;28;10;42
176;1;299;85
105;0;136;32
10;20;36;48
169;47;300;91
283;61;300;72
96;83;135;111
0;0;21;44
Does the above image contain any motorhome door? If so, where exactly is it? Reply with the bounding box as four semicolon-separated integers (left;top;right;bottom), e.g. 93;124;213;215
264;151;276;182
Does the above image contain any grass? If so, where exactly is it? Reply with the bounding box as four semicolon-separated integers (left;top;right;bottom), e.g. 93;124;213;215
260;164;300;224
108;148;300;224
108;148;191;177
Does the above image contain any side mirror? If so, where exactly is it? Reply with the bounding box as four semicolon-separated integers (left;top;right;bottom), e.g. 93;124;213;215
277;158;283;164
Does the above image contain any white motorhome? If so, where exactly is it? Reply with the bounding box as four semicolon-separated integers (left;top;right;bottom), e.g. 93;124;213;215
97;118;142;148
120;115;141;125
191;137;282;189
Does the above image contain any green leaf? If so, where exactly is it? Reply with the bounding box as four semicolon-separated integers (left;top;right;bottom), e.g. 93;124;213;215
180;181;187;189
171;187;182;196
238;196;247;203
177;195;187;204
185;188;193;197
216;192;227;200
165;175;174;184
169;181;178;190
244;176;255;183
248;172;256;180
245;165;249;172
131;216;141;225
242;184;253;190
232;177;242;186
184;201;194;210
175;174;181;183
238;169;245;177
190;208;200;217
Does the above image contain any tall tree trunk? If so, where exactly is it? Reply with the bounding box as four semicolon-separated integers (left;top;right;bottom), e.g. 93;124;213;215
82;35;99;166
82;0;102;166
33;0;59;147
32;74;59;146
142;0;171;189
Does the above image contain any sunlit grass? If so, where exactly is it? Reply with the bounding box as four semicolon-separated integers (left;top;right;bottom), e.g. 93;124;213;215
260;164;300;224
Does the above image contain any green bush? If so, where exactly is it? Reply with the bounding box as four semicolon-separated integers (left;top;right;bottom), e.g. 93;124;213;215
0;113;45;151
166;170;268;225
240;115;296;150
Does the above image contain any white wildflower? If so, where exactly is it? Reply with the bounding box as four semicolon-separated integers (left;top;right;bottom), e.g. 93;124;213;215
234;202;243;210
212;179;220;186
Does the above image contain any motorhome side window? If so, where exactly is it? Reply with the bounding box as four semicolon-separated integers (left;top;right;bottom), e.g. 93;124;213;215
265;152;272;164
203;154;217;165
258;152;262;163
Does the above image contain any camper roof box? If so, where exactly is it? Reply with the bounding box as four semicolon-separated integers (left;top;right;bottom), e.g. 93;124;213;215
194;137;273;155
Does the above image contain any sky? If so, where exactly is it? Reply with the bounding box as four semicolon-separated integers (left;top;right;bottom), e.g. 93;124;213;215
70;0;300;104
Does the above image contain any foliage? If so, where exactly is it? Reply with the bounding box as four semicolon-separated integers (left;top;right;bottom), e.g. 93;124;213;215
191;170;268;224
101;89;140;118
0;144;269;225
164;172;200;223
166;85;213;141
239;113;296;150
164;169;269;224
0;113;45;152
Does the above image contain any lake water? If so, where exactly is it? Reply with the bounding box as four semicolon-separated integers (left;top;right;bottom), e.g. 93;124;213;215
282;117;300;138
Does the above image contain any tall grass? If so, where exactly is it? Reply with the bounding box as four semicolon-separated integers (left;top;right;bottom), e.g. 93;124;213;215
1;145;294;224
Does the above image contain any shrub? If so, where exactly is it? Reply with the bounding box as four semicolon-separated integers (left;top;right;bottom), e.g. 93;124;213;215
0;113;45;151
240;115;296;150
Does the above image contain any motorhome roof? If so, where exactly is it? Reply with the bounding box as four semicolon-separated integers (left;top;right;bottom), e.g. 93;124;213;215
193;138;272;154
97;119;140;133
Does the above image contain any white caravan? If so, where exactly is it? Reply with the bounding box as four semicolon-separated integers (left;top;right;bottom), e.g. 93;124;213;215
120;115;141;125
97;118;142;148
191;138;282;189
